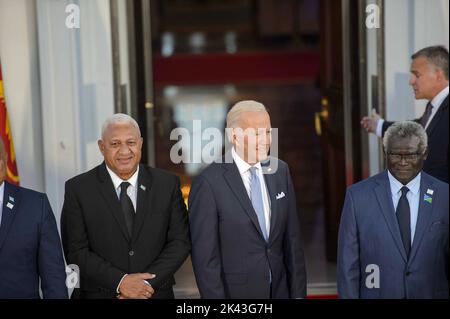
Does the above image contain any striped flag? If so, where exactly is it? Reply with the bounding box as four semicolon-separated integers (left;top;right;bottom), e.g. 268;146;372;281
0;61;19;185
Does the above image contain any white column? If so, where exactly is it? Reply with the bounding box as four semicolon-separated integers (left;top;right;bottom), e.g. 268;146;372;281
36;0;114;222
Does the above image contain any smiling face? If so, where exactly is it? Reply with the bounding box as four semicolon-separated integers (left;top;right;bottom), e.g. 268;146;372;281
232;111;272;164
385;136;427;185
98;122;143;180
409;56;445;100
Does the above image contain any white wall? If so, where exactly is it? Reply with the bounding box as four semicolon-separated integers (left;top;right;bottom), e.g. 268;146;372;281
0;0;45;192
1;0;115;226
37;0;115;221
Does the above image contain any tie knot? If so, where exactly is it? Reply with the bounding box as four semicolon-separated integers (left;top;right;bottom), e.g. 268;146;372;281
426;102;434;111
120;181;131;192
249;166;258;176
401;186;409;196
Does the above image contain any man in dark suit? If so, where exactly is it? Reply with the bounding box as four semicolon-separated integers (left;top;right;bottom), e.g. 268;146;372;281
189;101;307;299
338;121;448;299
0;139;68;299
361;45;449;183
61;113;190;299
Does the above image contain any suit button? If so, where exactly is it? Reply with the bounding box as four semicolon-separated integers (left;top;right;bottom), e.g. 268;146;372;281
129;250;134;256
406;271;411;276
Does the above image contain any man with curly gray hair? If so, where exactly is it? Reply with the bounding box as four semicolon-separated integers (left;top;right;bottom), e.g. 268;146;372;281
338;121;448;299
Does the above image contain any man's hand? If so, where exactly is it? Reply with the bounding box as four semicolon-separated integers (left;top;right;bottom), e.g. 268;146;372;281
360;109;380;134
117;273;156;299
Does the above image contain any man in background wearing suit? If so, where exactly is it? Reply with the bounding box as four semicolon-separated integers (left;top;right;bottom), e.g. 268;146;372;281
61;113;190;299
0;139;68;299
189;100;307;299
361;45;449;183
338;121;448;299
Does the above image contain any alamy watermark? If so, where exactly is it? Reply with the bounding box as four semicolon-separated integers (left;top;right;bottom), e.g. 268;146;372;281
65;264;80;289
65;4;80;29
169;122;279;173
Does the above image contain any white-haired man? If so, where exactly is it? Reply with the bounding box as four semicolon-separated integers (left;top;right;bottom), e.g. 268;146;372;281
61;113;190;299
189;101;307;299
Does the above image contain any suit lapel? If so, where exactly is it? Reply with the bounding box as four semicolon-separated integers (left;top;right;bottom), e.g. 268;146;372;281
408;174;436;264
426;95;448;136
223;161;266;241
374;172;408;262
0;182;22;252
97;163;131;242
132;165;153;243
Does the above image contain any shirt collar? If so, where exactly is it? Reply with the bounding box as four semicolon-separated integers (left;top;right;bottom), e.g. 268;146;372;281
430;85;449;109
106;165;139;190
231;147;262;174
387;170;421;196
0;181;4;203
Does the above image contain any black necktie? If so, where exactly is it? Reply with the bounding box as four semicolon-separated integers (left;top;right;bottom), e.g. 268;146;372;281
396;186;411;258
420;102;433;128
120;182;135;237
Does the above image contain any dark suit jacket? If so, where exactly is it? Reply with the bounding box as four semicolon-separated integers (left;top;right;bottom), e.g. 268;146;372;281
188;156;307;299
61;163;190;299
382;95;449;183
338;171;449;298
0;182;68;299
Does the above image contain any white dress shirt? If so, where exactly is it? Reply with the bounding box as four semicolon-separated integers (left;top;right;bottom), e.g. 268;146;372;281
106;165;139;212
232;147;271;236
387;171;421;244
105;165;140;293
376;86;449;137
0;181;4;227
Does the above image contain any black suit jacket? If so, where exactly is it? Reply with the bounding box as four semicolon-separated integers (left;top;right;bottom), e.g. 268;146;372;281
61;163;190;299
383;95;449;183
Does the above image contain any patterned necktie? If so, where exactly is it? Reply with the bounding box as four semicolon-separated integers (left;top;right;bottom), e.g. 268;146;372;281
120;182;135;237
249;167;268;241
420;102;433;128
396;186;411;258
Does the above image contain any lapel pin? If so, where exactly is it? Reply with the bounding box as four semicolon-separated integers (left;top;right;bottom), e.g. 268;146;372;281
426;189;434;195
423;194;433;204
9;196;14;202
267;168;272;172
140;185;146;191
6;202;14;210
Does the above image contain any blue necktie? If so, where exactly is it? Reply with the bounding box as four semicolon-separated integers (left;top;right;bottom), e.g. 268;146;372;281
249;167;268;241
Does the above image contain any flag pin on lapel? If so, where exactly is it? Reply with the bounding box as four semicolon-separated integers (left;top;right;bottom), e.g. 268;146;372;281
140;185;146;191
9;196;14;203
423;194;433;204
426;189;434;195
6;202;14;210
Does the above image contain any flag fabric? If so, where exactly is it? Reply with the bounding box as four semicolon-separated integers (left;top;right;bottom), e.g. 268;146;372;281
0;61;20;185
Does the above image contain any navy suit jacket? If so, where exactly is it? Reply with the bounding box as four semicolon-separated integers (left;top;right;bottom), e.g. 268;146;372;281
0;182;68;299
188;156;307;299
382;95;449;183
337;171;449;299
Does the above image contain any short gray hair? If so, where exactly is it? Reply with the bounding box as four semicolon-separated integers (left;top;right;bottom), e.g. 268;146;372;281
226;100;268;128
101;113;141;139
412;45;449;80
383;121;428;153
